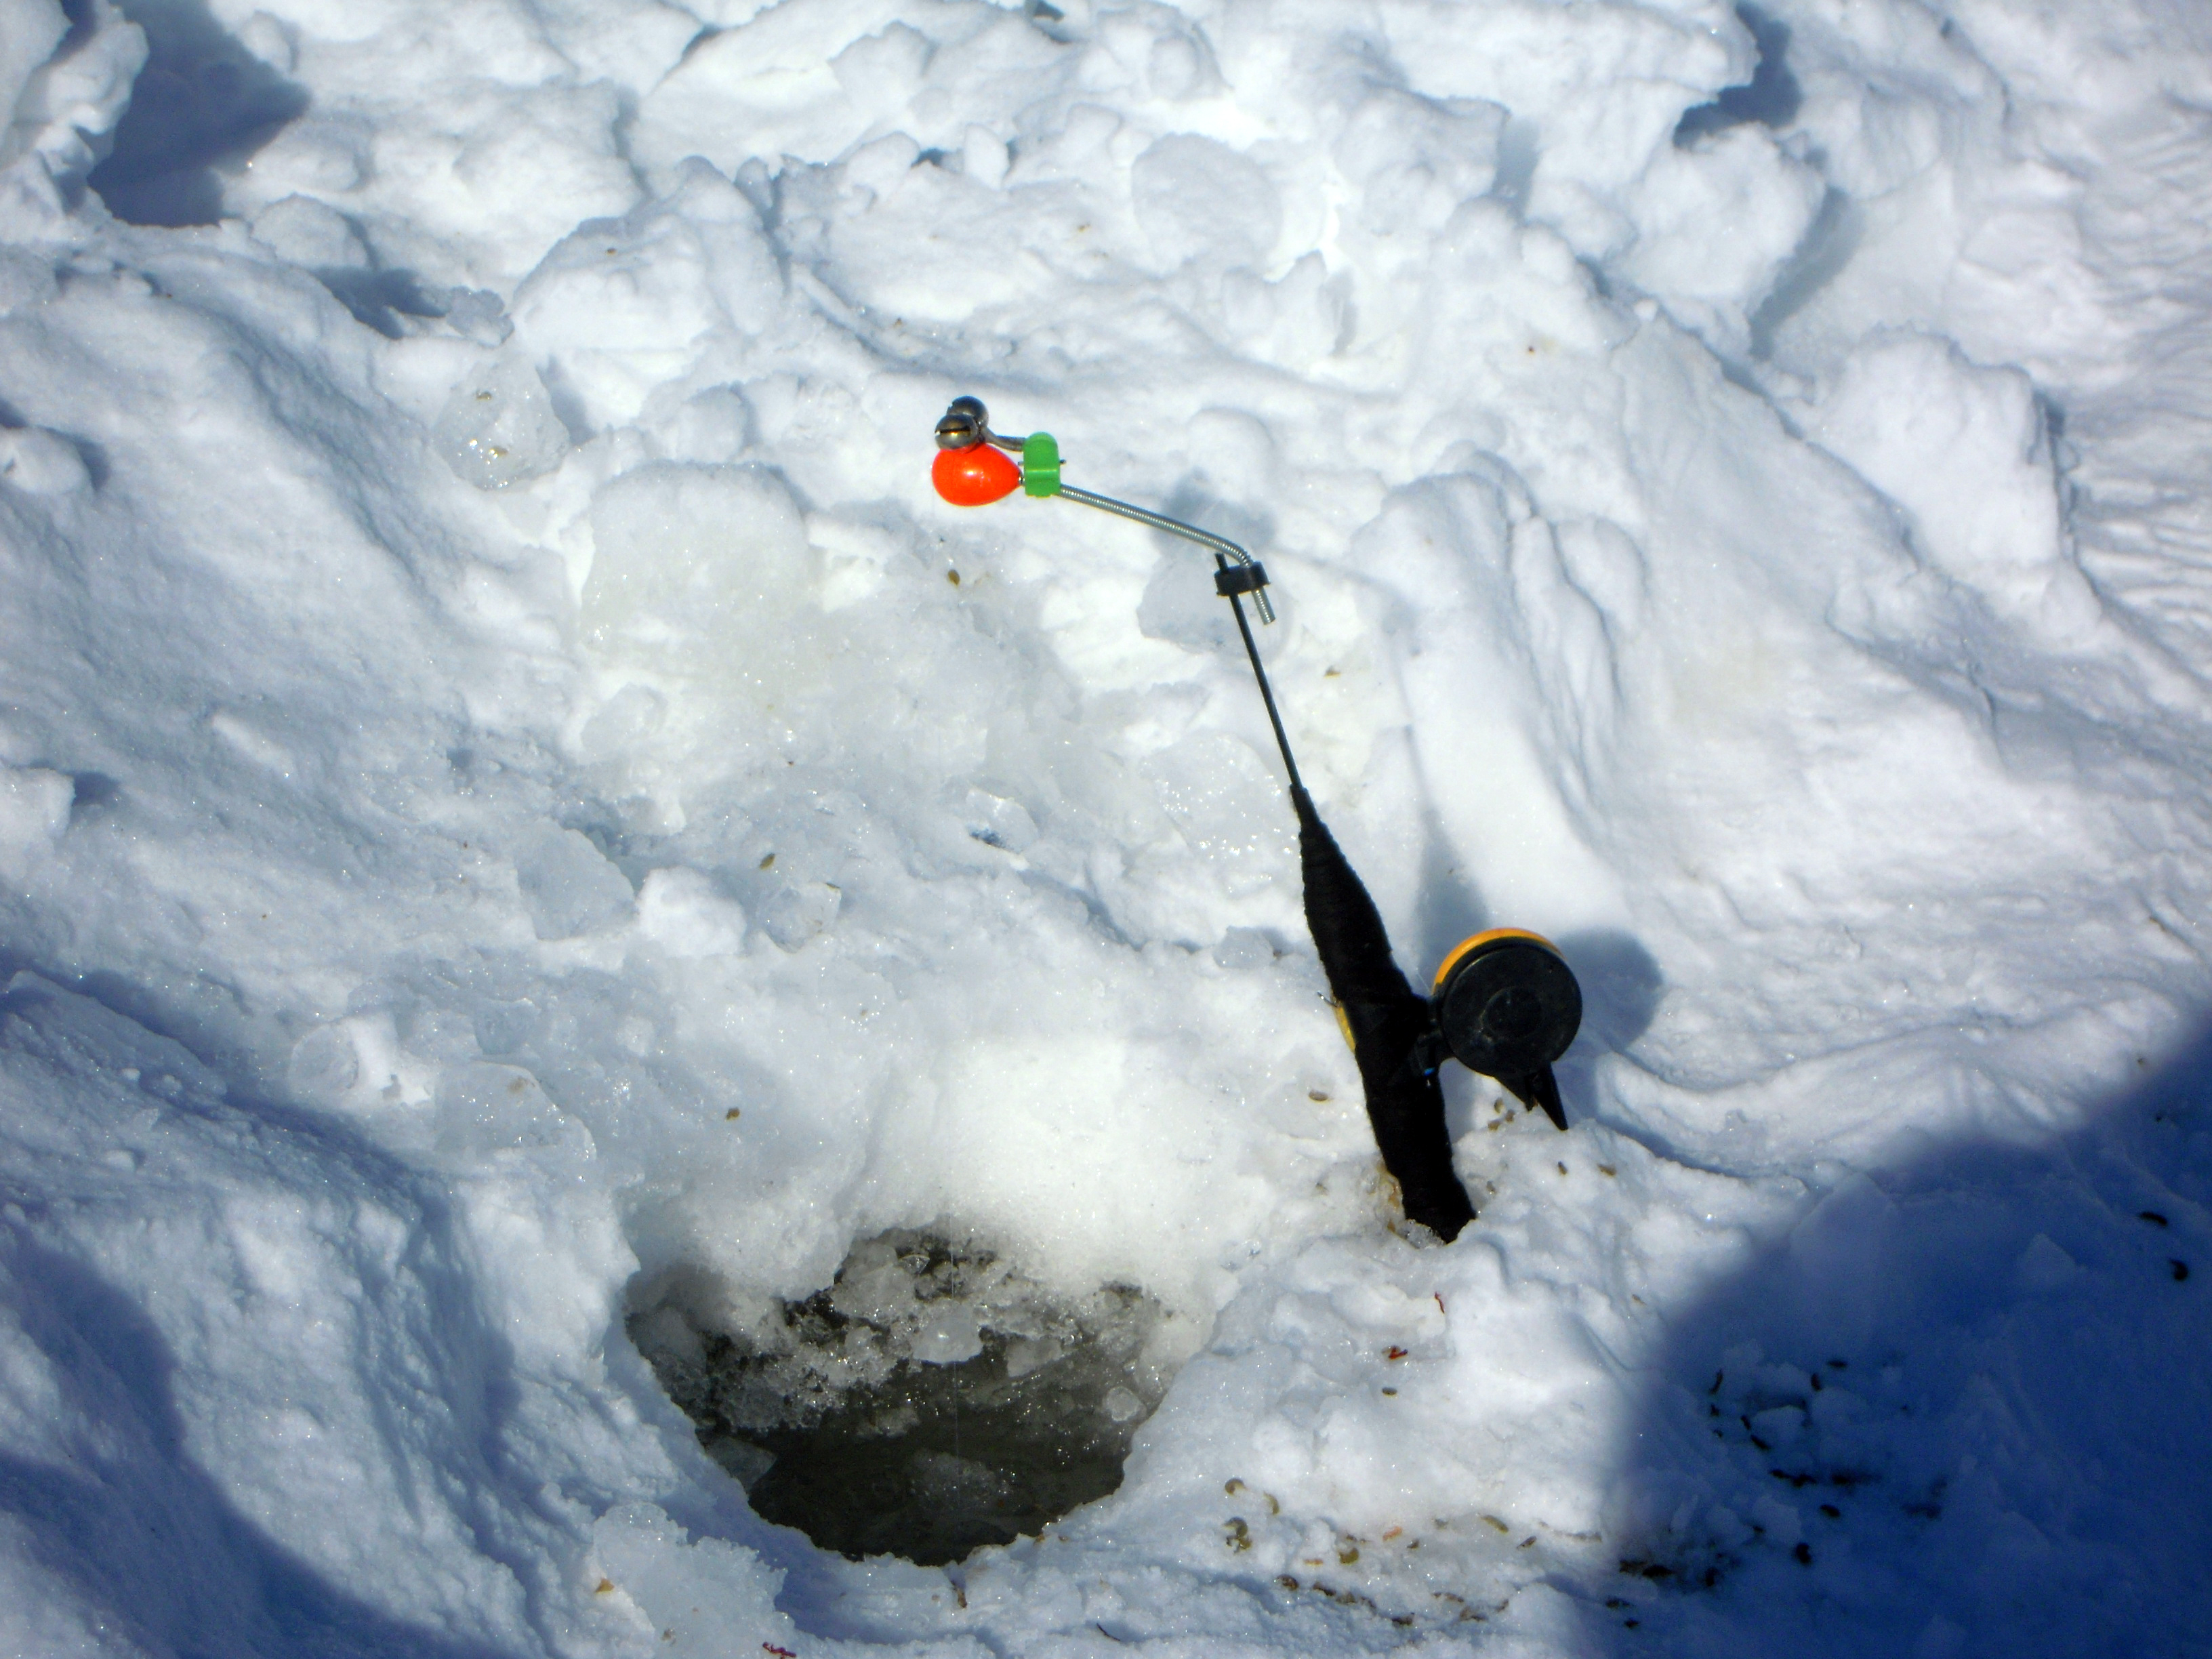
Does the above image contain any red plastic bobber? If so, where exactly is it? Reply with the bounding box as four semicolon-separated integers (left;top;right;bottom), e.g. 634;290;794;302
933;443;1021;506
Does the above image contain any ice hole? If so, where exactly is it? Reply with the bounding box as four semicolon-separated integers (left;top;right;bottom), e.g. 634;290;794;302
631;1231;1181;1565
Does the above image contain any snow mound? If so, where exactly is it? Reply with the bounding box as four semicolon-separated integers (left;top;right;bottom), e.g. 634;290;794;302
1;0;2211;1652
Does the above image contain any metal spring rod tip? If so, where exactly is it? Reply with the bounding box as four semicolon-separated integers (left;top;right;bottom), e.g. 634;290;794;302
933;395;1294;780
1056;485;1276;625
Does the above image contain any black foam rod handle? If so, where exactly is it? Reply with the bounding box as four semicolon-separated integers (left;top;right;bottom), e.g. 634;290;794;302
1290;784;1477;1241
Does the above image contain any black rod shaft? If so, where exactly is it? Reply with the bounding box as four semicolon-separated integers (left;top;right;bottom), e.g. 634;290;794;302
1221;556;1302;793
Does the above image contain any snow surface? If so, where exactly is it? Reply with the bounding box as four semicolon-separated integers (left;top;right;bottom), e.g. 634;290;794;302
3;0;2211;1652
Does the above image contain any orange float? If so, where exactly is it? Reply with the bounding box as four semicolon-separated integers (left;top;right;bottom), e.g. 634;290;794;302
931;443;1021;506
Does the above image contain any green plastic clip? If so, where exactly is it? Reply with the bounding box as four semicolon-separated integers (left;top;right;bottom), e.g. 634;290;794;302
1023;432;1061;497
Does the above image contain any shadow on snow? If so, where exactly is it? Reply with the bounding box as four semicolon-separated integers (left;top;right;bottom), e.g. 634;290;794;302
88;0;309;227
1572;1021;2212;1655
0;1235;518;1659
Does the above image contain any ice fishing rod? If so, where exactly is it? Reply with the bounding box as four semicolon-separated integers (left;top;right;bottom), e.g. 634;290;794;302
932;397;1581;1241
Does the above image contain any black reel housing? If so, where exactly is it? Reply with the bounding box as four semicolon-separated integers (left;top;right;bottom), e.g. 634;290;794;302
1431;931;1581;1130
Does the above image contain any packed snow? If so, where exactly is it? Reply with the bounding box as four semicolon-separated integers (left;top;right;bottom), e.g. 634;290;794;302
3;0;2211;1652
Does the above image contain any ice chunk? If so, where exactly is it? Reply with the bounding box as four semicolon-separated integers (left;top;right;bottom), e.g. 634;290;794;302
828;1238;922;1326
283;1012;432;1117
757;880;839;951
910;1301;982;1365
432;356;570;489
961;787;1038;853
285;1022;359;1107
701;1433;775;1490
589;1504;792;1653
1002;1335;1063;1379
512;824;634;939
433;1061;590;1164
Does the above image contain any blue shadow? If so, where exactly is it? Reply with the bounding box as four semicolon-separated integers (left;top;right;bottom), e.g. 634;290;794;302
1574;1020;2212;1653
0;1230;519;1658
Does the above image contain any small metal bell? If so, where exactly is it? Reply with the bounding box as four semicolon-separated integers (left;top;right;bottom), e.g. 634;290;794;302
935;396;989;450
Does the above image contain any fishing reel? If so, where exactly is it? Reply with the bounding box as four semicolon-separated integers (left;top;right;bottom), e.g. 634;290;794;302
1426;929;1580;1129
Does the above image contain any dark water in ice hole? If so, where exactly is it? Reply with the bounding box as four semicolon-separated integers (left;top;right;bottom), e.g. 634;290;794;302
632;1231;1175;1565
